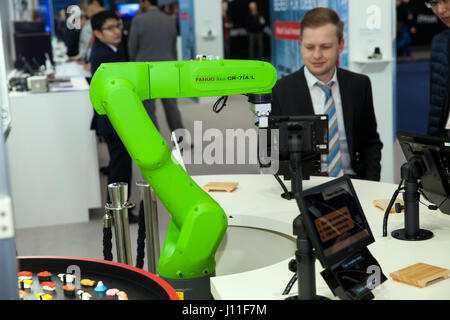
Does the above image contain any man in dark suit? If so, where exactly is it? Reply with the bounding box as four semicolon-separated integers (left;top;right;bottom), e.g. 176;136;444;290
89;10;138;222
272;7;382;181
127;0;185;139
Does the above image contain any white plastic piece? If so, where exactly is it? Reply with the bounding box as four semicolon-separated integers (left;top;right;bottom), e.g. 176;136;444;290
250;103;272;128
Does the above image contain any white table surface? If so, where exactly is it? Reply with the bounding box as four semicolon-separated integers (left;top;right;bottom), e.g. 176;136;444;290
190;174;450;300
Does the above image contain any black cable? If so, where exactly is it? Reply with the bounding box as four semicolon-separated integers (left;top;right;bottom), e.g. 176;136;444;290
103;225;113;261
273;174;290;196
301;151;321;162
212;96;228;113
419;199;436;209
382;179;404;237
136;200;146;269
436;196;450;209
420;195;450;211
282;274;297;295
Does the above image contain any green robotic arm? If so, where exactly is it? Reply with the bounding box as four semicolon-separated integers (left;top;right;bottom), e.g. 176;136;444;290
89;59;277;280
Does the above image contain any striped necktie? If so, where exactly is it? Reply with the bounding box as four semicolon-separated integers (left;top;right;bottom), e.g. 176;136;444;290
316;82;344;177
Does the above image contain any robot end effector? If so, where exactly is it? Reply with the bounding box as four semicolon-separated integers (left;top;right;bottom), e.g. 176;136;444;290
248;93;272;128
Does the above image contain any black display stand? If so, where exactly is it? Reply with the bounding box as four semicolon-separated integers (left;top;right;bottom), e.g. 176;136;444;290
320;248;387;300
285;135;329;300
384;158;433;241
284;137;386;300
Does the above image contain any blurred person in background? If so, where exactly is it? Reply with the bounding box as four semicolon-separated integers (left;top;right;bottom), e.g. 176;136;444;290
222;0;233;59
424;0;450;138
170;2;180;34
75;0;106;70
246;1;265;60
128;0;186;143
89;10;139;223
396;0;416;59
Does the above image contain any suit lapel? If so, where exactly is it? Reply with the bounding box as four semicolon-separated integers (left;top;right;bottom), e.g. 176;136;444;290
297;67;315;115
337;68;354;155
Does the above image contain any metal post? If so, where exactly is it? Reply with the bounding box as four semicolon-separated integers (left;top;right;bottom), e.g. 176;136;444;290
106;182;134;265
137;181;160;273
0;120;18;299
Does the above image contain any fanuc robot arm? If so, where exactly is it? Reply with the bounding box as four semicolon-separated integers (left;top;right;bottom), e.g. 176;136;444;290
89;59;277;280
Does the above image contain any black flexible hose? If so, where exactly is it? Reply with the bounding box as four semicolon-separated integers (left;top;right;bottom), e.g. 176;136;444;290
282;274;298;295
273;174;291;198
136;200;146;269
382;180;404;237
102;227;113;261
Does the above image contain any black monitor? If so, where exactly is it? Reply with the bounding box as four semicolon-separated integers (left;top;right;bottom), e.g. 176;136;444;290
116;3;140;19
14;32;53;72
297;176;375;269
14;21;46;34
260;115;328;199
397;131;450;215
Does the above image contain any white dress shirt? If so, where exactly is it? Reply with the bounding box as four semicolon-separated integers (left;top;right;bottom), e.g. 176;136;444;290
106;44;118;53
304;67;356;175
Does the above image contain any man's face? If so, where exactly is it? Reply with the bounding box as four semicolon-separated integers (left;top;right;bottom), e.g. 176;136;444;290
300;23;344;83
431;0;450;27
222;1;228;13
95;18;122;46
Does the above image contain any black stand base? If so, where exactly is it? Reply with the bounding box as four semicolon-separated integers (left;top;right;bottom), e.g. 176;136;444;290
285;295;330;300
391;228;434;241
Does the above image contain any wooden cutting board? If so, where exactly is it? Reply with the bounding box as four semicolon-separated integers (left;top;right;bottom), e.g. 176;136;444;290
373;198;404;214
203;182;239;193
390;263;450;288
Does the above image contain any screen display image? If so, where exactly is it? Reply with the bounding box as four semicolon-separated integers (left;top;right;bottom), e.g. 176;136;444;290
300;176;375;268
117;3;140;19
264;115;328;179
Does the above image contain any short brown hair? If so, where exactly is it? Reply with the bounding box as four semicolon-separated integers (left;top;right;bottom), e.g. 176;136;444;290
300;7;344;43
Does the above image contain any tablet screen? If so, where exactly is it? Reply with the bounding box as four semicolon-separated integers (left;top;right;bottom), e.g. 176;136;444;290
300;176;375;268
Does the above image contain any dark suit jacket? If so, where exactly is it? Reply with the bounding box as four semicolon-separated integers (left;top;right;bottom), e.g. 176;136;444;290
89;39;127;136
127;7;177;62
271;66;383;181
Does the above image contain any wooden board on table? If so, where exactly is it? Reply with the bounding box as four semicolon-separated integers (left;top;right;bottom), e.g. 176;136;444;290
373;198;404;213
203;182;239;193
390;263;450;288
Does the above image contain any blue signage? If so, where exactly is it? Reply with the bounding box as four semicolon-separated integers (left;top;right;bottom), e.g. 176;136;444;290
179;0;196;61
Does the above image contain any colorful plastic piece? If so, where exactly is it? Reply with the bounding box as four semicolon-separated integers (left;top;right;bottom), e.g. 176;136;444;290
58;273;76;284
17;271;32;280
18;290;27;298
94;281;107;294
81;279;96;287
41;281;56;291
62;284;76;296
117;291;128;300
77;290;92;300
36;293;53;300
37;271;52;282
18;279;33;289
106;288;120;297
